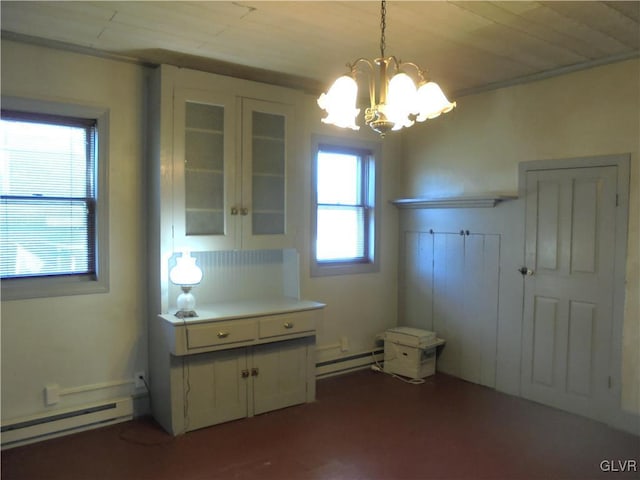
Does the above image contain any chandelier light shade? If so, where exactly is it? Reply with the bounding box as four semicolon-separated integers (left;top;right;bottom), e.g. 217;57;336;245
318;0;456;136
169;251;203;318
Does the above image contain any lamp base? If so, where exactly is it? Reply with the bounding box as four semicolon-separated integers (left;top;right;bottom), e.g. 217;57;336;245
175;309;198;319
174;287;198;318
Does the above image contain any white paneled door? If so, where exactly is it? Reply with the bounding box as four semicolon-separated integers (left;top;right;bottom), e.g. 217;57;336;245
521;165;618;421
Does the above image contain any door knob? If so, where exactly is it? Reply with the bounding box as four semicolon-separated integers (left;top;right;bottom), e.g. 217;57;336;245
518;267;534;276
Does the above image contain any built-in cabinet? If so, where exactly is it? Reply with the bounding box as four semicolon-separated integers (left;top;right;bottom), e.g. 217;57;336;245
147;66;318;436
150;299;324;435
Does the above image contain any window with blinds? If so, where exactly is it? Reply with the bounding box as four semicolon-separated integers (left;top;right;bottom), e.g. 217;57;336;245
311;138;379;277
0;111;98;280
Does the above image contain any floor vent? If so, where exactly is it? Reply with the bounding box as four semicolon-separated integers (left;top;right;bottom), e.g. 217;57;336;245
316;348;384;379
1;397;133;449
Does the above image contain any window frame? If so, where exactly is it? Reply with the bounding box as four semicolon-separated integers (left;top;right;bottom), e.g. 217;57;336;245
0;96;109;300
310;135;381;277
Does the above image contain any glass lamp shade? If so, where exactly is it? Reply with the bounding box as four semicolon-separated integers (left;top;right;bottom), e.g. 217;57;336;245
317;75;360;130
169;251;203;286
387;73;418;131
415;81;456;122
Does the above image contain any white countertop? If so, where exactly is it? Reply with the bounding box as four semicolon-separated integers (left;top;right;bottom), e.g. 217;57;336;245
160;297;326;325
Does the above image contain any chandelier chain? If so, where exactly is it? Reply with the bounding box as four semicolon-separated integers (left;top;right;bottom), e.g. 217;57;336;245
379;0;386;58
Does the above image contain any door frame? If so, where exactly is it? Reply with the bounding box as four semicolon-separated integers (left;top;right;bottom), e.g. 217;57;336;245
518;153;631;431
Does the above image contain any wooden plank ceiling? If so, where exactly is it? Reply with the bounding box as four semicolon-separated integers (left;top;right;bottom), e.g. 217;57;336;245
1;1;638;96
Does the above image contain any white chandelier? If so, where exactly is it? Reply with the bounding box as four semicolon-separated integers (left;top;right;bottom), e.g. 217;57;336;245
317;0;456;137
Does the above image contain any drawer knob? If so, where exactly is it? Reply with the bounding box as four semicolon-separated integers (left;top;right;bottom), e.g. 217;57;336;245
241;369;249;378
251;367;259;376
284;322;294;329
217;331;230;338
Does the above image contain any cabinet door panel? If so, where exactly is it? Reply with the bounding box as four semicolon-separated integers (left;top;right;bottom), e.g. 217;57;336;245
241;99;294;249
252;339;308;415
173;88;238;251
184;349;248;431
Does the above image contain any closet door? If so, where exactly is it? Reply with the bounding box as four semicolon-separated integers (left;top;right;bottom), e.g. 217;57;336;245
460;234;499;387
400;231;434;330
433;233;466;377
433;233;499;387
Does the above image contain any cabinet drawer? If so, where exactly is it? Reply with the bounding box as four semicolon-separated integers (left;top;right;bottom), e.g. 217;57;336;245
259;310;318;339
187;320;257;349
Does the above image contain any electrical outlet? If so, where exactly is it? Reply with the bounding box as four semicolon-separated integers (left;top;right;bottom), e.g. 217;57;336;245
134;371;146;389
340;336;349;352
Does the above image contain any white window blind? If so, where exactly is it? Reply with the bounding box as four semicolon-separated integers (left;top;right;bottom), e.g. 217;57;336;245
0;111;97;279
315;148;372;263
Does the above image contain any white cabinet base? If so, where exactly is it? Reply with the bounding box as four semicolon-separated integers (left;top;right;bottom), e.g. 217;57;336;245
149;299;323;435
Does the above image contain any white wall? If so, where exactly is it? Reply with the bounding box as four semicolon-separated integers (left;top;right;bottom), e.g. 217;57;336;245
402;59;640;415
0;40;403;423
1;41;148;420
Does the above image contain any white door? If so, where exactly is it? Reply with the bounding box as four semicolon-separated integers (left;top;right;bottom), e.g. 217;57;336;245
521;165;618;421
433;233;499;387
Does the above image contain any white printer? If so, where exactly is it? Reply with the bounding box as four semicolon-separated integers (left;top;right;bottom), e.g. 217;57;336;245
382;327;445;380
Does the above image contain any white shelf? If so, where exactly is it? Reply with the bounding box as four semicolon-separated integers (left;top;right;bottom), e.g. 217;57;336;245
391;195;517;209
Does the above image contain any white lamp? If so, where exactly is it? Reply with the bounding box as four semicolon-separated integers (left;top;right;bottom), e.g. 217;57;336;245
169;251;203;318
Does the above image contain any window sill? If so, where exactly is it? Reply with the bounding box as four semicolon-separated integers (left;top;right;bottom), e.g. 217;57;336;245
1;275;109;301
310;260;379;277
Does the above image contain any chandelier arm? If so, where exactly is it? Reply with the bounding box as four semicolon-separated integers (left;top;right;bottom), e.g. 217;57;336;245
385;56;401;76
397;61;428;84
349;58;376;109
349;57;376;72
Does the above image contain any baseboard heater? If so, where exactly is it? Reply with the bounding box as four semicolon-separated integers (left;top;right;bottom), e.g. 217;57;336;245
316;348;384;379
1;397;133;449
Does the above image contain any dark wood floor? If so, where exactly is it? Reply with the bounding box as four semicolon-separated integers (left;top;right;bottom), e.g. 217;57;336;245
2;370;639;480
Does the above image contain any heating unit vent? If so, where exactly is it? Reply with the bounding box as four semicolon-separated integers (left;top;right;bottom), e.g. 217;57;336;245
316;348;384;378
1;397;133;449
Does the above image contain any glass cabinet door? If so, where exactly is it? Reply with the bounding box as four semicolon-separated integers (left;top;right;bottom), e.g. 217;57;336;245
184;101;224;235
241;98;293;249
173;88;237;251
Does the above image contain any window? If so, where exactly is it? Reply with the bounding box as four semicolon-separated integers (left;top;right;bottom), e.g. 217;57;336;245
311;136;380;276
0;100;108;299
